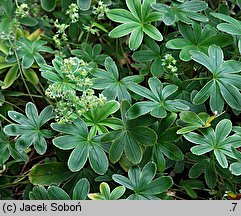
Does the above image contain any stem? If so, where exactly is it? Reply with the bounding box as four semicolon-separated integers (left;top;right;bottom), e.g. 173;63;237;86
33;84;54;106
0;114;13;124
16;58;35;103
83;30;91;51
78;31;84;43
119;38;133;74
18;93;43;98
14;0;19;7
83;14;98;51
0;99;23;112
182;77;211;82
208;0;216;10
7;35;35;104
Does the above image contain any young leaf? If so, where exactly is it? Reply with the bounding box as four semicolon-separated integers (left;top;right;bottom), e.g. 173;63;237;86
107;0;163;50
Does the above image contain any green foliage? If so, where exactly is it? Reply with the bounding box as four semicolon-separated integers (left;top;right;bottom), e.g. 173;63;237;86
88;182;126;200
83;100;122;135
166;22;232;61
29;178;90;200
77;0;91;11
188;154;233;189
143;113;184;172
127;77;189;119
102;101;157;164
211;12;241;53
1;0;241;201
132;38;171;77
190;45;241;113
0;130;28;165
113;162;173;200
92;57;143;102
211;12;241;36
71;43;108;66
14;38;54;68
40;0;57;12
51;118;109;174
152;0;208;25
230;147;241;176
184;119;241;168
29;162;73;186
177;111;215;134
107;0;163;50
3;102;54;155
40;56;106;123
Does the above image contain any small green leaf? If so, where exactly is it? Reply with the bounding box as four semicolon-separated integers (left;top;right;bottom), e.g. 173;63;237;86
110;186;126;200
112;174;133;190
29;162;73;186
40;0;56;12
23;68;39;85
47;186;71;200
229;162;241;176
72;178;90;200
143;24;163;41
77;0;91;11
2;64;18;89
129;27;143;51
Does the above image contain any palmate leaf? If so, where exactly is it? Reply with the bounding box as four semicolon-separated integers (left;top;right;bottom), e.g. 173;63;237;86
102;101;157;164
3;102;54;155
112;162;173;200
211;13;241;53
142;113;183;172
16;38;53;68
177;111;217;134
190;45;241;113
211;13;241;36
152;0;208;26
132;37;168;77
0;130;28;165
166;22;232;61
71;43;108;66
83;100;122;135
184;119;241;168
51;118;108;174
88;182;126;200
188;153;233;189
29;178;90;200
107;0;163;50
92;57;143;103
127;77;189;119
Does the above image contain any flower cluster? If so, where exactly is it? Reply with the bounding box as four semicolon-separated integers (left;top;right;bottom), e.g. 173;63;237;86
162;54;177;73
92;1;109;20
83;24;99;35
15;3;29;18
43;57;107;123
55;89;106;123
53;19;69;49
161;54;178;80
66;3;79;23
